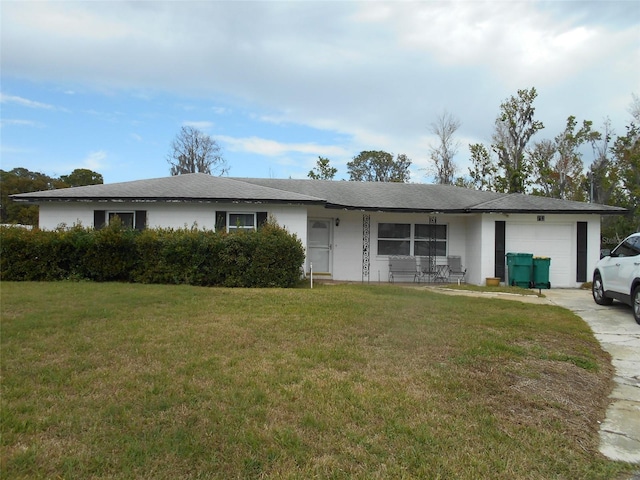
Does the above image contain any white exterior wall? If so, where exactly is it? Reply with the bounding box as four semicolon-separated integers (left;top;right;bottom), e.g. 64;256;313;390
38;201;308;239
586;219;602;282
37;201;603;287
146;203;216;229
464;216;486;285
38;203;95;230
38;202;220;230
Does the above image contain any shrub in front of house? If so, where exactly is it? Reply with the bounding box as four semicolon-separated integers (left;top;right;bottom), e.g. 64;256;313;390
83;220;139;282
245;222;306;287
0;222;305;288
0;227;64;281
132;228;226;286
217;222;306;288
0;223;139;282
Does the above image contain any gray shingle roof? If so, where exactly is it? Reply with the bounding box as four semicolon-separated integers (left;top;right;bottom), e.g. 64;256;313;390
12;173;324;204
238;178;504;211
469;193;622;213
12;173;626;215
239;178;624;214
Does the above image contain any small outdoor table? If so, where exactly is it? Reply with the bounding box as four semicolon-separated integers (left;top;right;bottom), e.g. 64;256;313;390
434;264;449;283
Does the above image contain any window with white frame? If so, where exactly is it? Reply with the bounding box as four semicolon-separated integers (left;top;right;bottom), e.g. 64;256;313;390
108;211;135;229
378;222;447;256
94;210;146;230
215;211;267;233
378;223;411;255
228;213;256;232
414;224;447;256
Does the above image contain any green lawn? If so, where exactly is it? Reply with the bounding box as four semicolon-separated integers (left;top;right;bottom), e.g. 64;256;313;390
0;282;632;479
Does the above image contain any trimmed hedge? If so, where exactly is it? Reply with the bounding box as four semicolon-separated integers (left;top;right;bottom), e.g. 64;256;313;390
0;221;305;288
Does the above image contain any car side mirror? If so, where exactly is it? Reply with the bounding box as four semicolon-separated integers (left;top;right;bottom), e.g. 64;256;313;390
600;249;611;259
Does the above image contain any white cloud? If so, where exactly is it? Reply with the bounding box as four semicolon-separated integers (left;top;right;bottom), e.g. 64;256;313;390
182;121;214;130
218;135;348;158
354;2;634;89
0;119;42;127
8;2;132;41
0;144;36;155
211;106;230;115
1;1;637;181
82;150;108;171
0;93;55;110
176;103;197;112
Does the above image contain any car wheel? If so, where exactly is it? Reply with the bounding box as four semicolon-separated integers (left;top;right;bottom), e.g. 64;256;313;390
592;272;613;306
633;285;640;325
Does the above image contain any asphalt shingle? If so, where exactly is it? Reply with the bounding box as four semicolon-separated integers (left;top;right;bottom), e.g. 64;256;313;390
12;173;626;215
12;173;324;203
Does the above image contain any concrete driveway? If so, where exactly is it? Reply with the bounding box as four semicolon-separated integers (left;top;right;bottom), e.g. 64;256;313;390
542;289;640;465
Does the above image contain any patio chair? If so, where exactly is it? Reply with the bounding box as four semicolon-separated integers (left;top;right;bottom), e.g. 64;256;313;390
447;255;467;283
388;256;420;283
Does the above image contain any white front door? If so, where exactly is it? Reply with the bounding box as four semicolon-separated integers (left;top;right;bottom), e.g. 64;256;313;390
308;219;332;274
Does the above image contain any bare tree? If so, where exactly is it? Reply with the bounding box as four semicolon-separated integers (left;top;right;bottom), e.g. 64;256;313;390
428;111;461;184
167;126;228;176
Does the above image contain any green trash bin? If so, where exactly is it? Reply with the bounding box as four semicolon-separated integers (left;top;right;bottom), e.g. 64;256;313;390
506;253;533;288
532;257;551;289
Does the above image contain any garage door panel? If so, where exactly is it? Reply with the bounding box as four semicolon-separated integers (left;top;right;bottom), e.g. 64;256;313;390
506;224;572;288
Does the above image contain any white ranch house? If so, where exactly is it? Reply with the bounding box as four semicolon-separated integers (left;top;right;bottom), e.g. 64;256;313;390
13;173;625;287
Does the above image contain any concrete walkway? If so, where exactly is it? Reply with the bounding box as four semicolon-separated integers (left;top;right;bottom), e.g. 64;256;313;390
426;287;640;464
543;289;640;465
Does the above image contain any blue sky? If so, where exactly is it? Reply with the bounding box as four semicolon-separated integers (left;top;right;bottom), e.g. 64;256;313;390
1;1;638;185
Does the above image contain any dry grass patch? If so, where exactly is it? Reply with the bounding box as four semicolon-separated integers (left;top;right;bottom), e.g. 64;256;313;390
0;282;633;479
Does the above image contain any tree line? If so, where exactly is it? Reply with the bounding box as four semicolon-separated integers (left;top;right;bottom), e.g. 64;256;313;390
0;168;104;225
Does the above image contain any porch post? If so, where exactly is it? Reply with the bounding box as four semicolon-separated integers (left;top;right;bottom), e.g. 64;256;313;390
362;214;371;283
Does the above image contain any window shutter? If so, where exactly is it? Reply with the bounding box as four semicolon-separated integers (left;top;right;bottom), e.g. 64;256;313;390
257;212;268;229
135;211;147;231
576;222;587;282
494;221;506;280
94;210;106;230
216;211;227;232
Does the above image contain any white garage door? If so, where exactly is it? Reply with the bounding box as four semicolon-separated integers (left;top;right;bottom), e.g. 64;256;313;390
506;223;573;288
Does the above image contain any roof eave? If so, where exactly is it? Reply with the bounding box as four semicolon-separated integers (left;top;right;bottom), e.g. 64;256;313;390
323;203;470;214
11;196;326;206
469;208;627;215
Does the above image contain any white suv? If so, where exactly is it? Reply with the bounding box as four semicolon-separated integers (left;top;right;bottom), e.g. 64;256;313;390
592;232;640;324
